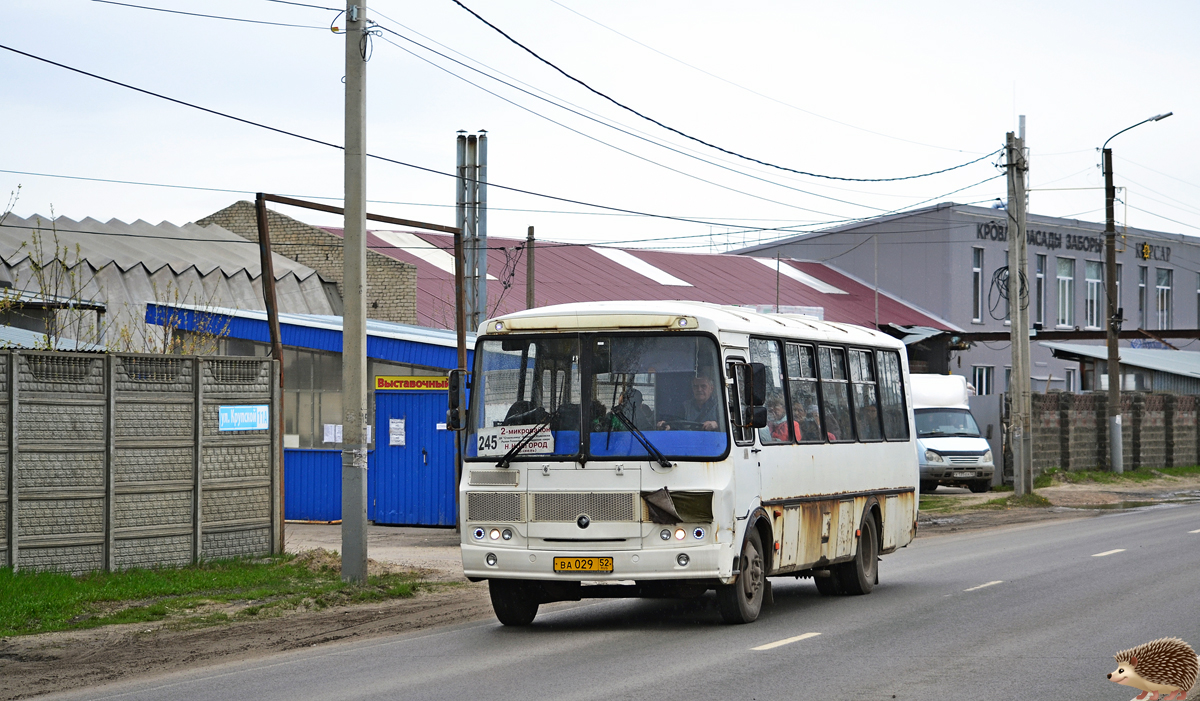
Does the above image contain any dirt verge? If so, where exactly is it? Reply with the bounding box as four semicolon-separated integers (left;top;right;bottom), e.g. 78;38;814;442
3;474;1198;700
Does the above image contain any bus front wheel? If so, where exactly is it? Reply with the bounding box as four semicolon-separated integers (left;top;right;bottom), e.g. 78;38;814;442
834;515;878;595
489;579;539;626
717;528;765;624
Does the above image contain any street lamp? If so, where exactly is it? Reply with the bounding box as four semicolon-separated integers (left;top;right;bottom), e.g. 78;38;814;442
1103;112;1172;474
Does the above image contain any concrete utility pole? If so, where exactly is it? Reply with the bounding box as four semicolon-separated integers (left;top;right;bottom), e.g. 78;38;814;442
1102;111;1172;473
477;132;488;324
526;226;535;309
341;0;369;584
1006;132;1033;496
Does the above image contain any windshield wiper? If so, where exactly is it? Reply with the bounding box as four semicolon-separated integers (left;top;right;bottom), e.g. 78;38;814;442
610;406;672;468
497;408;558;469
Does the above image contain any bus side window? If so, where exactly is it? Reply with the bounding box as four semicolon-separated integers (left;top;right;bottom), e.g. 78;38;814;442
818;346;854;443
785;343;823;444
876;350;910;440
727;360;754;446
750;338;790;445
849;349;883;441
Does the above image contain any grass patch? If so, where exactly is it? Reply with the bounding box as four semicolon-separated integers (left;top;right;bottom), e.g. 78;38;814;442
1038;465;1200;487
918;495;962;513
968;493;1053;509
0;552;435;638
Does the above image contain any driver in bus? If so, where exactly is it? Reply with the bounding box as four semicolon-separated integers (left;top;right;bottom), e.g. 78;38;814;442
657;374;720;431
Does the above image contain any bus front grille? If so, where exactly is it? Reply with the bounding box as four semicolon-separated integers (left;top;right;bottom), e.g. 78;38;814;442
531;492;638;522
469;470;520;486
467;492;524;522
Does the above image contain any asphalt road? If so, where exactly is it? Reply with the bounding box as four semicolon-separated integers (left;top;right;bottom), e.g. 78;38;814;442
44;503;1200;701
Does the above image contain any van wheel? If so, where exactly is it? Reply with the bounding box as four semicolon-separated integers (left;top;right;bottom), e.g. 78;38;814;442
834;515;878;595
920;481;938;495
717;528;765;624
968;480;990;493
489;579;539;626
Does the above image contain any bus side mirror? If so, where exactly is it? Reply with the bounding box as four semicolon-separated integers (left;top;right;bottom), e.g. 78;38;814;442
447;368;468;431
750;362;767;406
751;406;768;429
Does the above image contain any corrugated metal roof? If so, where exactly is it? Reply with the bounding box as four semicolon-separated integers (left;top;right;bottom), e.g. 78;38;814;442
0;214;339;345
323;227;953;332
0;324;103;351
146;303;475;370
1041;341;1200;379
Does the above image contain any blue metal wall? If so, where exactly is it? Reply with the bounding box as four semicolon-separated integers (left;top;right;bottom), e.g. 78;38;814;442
283;449;342;522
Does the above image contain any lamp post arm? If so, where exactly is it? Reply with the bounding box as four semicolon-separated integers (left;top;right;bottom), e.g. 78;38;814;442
1103;112;1173;152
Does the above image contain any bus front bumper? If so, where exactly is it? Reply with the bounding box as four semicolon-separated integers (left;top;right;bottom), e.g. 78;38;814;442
462;542;727;582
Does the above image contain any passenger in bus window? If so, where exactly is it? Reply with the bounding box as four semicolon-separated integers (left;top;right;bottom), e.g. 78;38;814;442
793;401;819;442
612;387;654;432
658;374;720;431
763;396;798;443
824;410;843;441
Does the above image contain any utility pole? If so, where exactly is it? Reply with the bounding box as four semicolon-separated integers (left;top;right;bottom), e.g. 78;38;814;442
477;131;488;323
526;226;535;309
1006;131;1033;496
1104;147;1124;474
341;0;368;584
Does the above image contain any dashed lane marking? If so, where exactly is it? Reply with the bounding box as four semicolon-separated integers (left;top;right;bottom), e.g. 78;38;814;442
963;580;1003;592
1092;549;1126;557
752;632;821;651
1190;529;1200;534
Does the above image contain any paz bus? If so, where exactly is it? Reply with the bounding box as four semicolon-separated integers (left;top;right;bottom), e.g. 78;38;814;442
450;301;919;625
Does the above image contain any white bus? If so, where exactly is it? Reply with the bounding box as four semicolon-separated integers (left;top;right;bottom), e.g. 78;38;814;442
454;301;918;625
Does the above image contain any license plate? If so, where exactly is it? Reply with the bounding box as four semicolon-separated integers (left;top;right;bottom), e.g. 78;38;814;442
953;471;975;478
553;557;613;573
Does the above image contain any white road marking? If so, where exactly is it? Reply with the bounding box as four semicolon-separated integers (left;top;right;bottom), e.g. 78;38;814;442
752;632;821;651
963;580;1003;592
1189;529;1200;534
1092;549;1126;557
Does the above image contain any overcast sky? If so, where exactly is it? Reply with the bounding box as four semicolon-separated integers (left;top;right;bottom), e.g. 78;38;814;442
3;0;1197;255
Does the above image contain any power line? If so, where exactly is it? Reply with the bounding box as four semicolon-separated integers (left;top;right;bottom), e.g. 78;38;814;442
260;0;340;10
374;24;885;216
448;0;1002;183
547;0;980;155
91;0;328;29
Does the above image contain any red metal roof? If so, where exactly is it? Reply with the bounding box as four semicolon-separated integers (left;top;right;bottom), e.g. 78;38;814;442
323;228;953;332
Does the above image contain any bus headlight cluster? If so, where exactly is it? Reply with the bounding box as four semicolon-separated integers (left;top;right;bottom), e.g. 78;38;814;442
693;527;705;540
676;553;690;567
475;527;514;541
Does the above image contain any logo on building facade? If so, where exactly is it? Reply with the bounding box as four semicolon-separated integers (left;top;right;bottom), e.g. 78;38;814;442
1137;241;1171;262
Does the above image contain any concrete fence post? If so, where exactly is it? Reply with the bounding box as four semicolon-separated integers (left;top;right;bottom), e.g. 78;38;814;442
192;357;204;564
104;354;115;571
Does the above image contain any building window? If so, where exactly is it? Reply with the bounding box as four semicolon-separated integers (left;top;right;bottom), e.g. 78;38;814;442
972;366;994;396
1085;261;1103;330
1138;266;1148;329
1065;368;1076;393
1035;254;1046;327
1056;257;1075;328
972;248;984;323
1156;268;1173;329
1004;367;1012;393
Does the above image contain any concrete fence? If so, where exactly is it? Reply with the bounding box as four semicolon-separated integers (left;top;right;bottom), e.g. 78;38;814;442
0;351;280;575
1028;391;1200;475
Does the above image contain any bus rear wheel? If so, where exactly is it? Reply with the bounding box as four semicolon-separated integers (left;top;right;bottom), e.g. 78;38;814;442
834;514;878;595
489;579;540;626
717;528;765;624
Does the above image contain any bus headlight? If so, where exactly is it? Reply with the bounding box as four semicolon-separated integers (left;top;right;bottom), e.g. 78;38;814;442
485;553;498;566
473;528;485;540
659;529;671;541
924;449;944;463
693;527;706;540
489;529;501;540
676;553;690;567
674;529;686;541
502;528;513;540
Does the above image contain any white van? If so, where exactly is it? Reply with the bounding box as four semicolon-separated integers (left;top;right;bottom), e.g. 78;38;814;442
910;374;993;494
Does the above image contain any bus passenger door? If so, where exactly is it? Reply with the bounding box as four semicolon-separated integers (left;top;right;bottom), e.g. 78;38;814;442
725;356;761;532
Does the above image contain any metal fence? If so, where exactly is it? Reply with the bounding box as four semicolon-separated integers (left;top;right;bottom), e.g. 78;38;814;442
0;351;280;574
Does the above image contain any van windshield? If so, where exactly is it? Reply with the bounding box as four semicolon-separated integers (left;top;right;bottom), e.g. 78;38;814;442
914;408;981;438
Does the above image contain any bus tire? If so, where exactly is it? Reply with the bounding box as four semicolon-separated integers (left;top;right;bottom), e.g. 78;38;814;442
716;528;765;624
834;514;878;596
813;572;842;596
489;579;539;626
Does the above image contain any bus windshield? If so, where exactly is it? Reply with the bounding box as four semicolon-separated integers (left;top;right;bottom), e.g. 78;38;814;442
914;408;981;438
468;333;727;461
